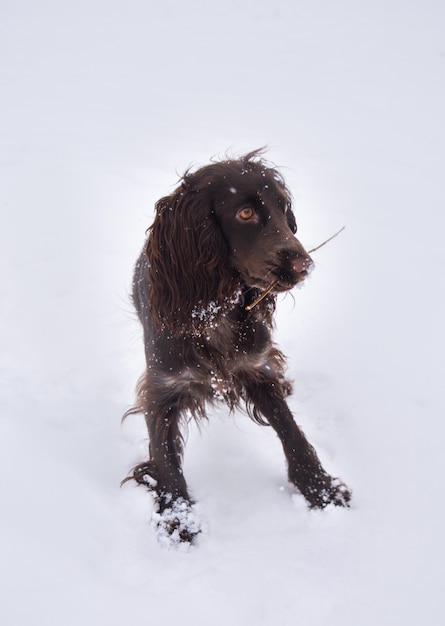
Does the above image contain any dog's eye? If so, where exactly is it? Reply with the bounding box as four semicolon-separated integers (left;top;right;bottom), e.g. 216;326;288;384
237;207;255;221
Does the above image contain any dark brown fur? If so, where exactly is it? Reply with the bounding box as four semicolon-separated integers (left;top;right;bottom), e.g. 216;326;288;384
125;150;351;543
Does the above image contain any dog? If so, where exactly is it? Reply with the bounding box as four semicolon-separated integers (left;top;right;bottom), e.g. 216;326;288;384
124;149;351;544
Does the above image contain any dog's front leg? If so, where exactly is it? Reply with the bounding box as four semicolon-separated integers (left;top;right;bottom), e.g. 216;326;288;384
246;381;351;508
129;384;201;545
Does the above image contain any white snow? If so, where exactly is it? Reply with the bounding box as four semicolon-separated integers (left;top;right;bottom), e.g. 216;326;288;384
1;0;445;624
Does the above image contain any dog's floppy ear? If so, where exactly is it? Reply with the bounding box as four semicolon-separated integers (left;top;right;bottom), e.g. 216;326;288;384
146;180;239;335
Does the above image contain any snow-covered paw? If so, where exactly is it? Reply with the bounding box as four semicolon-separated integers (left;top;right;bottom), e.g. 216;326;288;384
152;497;202;548
309;477;352;509
329;478;352;507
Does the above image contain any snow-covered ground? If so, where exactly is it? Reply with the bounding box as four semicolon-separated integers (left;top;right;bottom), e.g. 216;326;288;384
1;1;444;624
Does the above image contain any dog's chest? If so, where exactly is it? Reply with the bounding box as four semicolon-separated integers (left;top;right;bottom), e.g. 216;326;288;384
199;313;274;395
155;313;280;406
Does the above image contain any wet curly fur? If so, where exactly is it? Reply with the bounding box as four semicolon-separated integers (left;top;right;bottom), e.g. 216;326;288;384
124;150;351;543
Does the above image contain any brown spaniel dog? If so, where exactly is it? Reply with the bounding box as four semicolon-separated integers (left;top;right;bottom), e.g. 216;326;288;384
125;150;351;544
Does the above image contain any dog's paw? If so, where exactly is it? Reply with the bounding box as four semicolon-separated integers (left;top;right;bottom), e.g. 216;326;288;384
152;497;202;548
307;476;352;509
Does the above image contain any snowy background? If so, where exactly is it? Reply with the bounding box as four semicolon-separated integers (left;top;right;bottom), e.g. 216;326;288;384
1;0;445;624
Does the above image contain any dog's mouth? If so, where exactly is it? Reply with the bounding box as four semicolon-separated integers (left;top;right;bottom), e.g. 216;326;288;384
244;268;310;312
259;260;313;292
248;268;310;291
272;268;310;292
240;254;314;312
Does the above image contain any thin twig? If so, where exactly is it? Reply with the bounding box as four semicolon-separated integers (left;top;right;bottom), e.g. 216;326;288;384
245;280;278;311
308;226;345;254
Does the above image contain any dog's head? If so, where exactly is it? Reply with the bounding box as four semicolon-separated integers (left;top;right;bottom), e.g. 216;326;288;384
184;149;313;293
147;149;313;333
